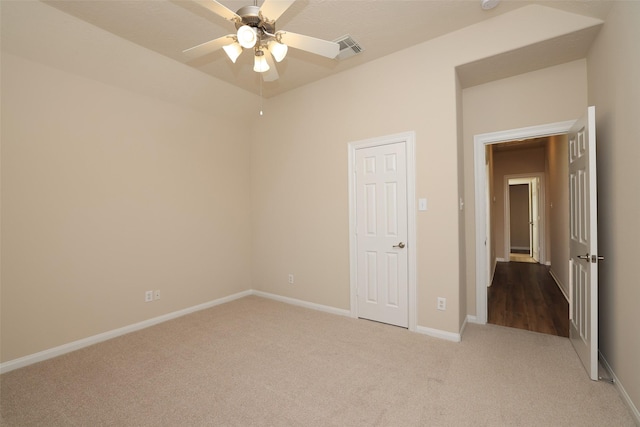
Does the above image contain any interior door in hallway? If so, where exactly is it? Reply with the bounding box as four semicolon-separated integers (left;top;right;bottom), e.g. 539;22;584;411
530;177;541;261
355;142;408;327
569;106;600;380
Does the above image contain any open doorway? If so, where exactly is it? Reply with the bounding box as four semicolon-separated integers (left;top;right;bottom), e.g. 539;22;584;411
505;175;544;264
474;121;573;330
487;141;567;336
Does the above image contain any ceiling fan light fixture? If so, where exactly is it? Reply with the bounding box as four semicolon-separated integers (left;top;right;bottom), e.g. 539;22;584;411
184;0;341;81
253;50;270;73
222;42;243;63
268;40;288;62
237;25;257;49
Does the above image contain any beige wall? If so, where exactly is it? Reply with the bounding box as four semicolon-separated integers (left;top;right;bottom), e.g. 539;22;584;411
546;134;569;297
456;75;467;327
463;60;588;315
251;6;601;334
0;53;254;361
587;1;640;412
0;2;254;122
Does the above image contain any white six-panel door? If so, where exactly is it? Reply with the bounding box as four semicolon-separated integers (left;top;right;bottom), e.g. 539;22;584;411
531;177;541;262
355;142;408;327
568;106;600;380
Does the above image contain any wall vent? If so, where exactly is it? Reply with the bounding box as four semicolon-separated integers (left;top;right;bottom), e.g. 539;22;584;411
334;34;364;60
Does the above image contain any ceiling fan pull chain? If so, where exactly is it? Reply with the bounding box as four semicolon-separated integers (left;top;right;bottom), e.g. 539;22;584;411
259;75;264;116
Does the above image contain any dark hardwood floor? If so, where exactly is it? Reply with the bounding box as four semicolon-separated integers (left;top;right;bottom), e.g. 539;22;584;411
488;261;569;337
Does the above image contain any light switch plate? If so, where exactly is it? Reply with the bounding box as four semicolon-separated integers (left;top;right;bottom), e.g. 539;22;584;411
418;198;427;211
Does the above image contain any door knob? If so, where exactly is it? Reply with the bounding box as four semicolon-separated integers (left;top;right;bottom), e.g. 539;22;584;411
393;242;405;249
577;253;605;263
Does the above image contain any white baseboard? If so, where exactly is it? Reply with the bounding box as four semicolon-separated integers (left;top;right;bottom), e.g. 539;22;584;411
415;325;461;342
459;315;469;338
496;257;506;262
548;269;570;303
251;290;351;317
0;290;253;374
253;291;467;344
6;289;635;424
489;259;497;287
466;314;481;324
599;351;640;425
2;289;459;374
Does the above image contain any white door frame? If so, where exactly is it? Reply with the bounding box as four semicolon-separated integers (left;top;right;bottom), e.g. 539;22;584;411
348;131;417;331
504;174;545;263
474;121;574;324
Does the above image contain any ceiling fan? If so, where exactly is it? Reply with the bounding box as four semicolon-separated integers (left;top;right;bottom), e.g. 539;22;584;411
183;0;340;81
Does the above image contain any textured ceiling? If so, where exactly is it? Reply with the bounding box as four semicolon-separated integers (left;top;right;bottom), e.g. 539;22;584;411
28;1;613;97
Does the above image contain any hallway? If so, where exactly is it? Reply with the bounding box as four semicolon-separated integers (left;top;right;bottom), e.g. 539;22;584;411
488;261;569;337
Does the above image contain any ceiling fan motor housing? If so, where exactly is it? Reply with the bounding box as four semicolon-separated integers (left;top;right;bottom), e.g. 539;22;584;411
235;5;275;34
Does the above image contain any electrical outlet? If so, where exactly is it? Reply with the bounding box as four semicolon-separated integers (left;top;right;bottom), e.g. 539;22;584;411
154;290;161;300
288;274;294;284
437;297;446;311
145;290;153;303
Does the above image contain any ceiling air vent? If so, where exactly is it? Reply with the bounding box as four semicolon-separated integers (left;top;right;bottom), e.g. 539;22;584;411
334;34;364;60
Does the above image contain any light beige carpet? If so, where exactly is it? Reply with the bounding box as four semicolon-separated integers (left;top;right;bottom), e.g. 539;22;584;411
1;296;635;426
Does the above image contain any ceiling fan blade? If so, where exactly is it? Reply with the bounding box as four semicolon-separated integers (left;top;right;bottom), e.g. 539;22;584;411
193;0;241;22
183;34;235;59
262;51;279;82
259;0;296;22
278;31;339;59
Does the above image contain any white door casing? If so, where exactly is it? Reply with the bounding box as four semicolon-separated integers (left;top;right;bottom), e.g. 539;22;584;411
474;120;575;324
474;111;599;381
568;106;599;381
348;132;416;330
531;177;541;262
